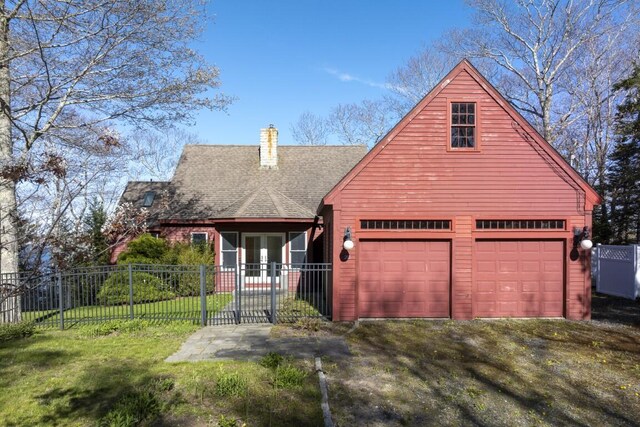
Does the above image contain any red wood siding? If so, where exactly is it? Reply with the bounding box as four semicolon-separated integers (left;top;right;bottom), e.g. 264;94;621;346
339;72;579;216
327;65;594;321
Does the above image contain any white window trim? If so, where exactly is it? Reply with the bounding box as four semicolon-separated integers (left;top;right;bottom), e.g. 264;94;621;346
190;232;208;246
220;231;238;270
288;231;307;269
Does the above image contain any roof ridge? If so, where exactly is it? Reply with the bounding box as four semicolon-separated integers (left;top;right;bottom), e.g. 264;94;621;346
271;188;316;217
182;144;367;149
266;187;287;217
234;188;262;217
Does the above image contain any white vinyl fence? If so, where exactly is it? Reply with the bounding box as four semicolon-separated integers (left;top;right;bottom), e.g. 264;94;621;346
593;244;640;300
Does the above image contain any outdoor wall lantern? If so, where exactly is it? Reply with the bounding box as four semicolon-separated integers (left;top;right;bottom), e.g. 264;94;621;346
574;226;593;251
343;227;355;251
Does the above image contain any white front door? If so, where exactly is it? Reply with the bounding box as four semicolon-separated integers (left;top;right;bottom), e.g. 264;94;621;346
242;233;284;284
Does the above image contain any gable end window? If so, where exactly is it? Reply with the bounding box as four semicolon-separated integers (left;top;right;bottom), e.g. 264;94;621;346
451;102;476;149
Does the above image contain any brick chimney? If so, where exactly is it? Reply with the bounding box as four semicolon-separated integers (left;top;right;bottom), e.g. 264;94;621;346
259;124;278;169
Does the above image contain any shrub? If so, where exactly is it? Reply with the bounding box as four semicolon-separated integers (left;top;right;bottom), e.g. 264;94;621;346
176;242;214;265
0;322;35;343
163;242;215;296
97;272;174;305
117;234;169;265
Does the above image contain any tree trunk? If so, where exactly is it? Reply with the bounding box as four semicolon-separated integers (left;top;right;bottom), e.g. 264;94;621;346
0;4;21;323
541;86;553;143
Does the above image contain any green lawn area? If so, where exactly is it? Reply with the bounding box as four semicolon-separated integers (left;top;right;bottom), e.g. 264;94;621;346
21;294;234;327
0;322;323;426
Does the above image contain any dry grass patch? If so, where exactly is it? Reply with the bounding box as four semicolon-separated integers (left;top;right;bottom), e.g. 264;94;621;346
326;319;640;427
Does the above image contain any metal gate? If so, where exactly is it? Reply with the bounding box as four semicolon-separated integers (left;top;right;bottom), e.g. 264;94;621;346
211;263;331;325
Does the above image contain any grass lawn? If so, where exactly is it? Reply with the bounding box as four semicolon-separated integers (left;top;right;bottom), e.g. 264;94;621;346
21;294;234;327
321;317;640;426
0;322;323;426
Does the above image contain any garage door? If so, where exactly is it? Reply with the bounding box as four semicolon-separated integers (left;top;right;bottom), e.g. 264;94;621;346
358;240;450;318
474;240;564;317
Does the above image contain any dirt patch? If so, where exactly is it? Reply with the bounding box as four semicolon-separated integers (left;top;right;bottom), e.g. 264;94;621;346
321;319;640;427
591;291;640;327
271;319;355;338
268;297;640;426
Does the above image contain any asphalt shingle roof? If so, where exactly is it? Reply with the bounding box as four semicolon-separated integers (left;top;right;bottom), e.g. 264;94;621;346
120;144;367;221
118;181;172;226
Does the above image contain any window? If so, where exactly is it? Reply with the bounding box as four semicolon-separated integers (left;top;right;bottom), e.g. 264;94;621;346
451;102;476;149
360;220;451;230
476;220;565;230
191;232;208;249
289;232;307;266
142;191;156;207
220;232;238;268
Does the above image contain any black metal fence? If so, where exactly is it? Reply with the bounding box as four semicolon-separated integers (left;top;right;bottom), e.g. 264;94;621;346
0;263;331;329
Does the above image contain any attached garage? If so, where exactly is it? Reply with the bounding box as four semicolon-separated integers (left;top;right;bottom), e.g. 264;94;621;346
474;240;564;317
321;60;601;321
358;240;450;318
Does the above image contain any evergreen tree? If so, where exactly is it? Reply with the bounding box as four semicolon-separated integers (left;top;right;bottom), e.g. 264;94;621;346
84;200;110;265
608;64;640;244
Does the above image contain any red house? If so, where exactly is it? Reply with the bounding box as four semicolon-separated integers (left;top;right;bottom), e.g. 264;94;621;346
114;129;367;289
322;60;599;321
116;60;599;320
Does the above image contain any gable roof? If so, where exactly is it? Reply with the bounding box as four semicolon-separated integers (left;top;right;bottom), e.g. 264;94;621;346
139;144;367;221
118;181;172;227
322;59;601;209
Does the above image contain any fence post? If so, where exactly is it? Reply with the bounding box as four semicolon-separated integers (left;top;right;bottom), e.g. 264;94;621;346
200;265;207;326
270;262;277;324
58;272;64;330
633;245;640;299
235;263;241;324
128;264;134;320
595;244;601;293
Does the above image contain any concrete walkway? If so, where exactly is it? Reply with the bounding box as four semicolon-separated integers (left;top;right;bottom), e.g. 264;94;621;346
166;324;351;362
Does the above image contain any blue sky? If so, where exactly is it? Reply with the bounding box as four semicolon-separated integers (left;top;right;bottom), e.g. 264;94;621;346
189;1;473;146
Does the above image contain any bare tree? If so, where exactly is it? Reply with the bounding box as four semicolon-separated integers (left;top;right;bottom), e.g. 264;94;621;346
291;100;400;148
328;100;401;148
0;0;231;322
443;0;639;145
290;111;330;146
387;46;461;109
128;127;202;181
564;33;636;184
